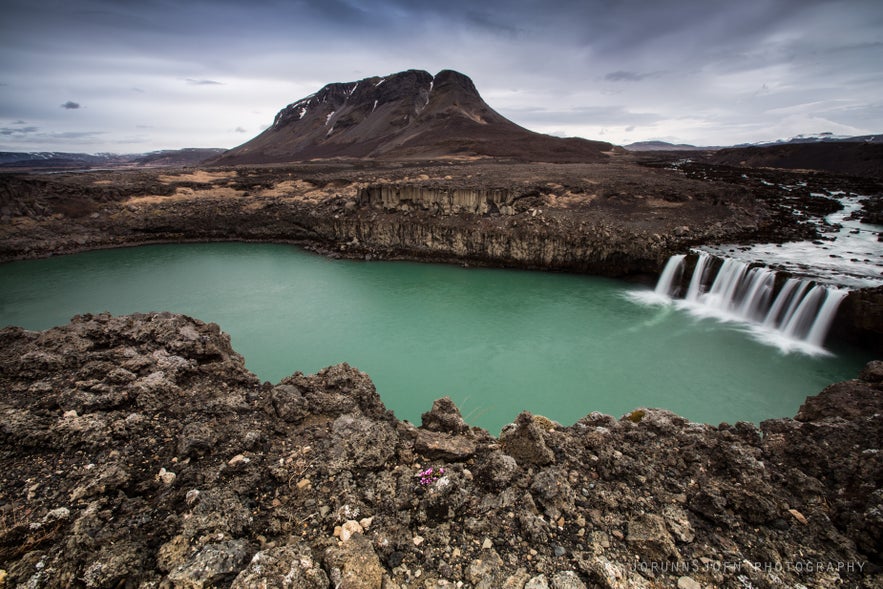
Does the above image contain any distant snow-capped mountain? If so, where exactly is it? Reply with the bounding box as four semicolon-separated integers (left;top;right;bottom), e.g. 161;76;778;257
0;148;226;170
742;132;882;147
622;141;715;151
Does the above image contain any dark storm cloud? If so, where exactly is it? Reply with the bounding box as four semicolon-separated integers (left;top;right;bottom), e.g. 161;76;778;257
50;131;105;139
0;127;104;145
1;126;39;135
60;101;81;110
604;71;649;83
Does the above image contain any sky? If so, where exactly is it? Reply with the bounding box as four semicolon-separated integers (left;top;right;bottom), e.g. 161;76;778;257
1;0;881;153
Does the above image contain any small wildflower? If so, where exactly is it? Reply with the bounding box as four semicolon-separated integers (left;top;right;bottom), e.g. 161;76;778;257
417;466;445;486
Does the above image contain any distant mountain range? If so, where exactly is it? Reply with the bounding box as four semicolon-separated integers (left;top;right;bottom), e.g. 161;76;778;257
0;148;226;171
706;142;883;179
625;135;883;179
751;132;882;146
622;141;712;152
624;133;882;152
210;69;614;165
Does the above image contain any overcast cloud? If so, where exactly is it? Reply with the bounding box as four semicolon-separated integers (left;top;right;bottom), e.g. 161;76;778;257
1;0;881;152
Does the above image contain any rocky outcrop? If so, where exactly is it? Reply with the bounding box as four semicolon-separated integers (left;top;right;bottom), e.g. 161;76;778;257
0;313;881;588
839;286;883;344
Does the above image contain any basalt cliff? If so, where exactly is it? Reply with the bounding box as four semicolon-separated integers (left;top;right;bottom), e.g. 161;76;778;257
0;312;881;588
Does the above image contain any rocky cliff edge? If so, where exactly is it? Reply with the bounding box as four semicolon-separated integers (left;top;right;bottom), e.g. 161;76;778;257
0;313;881;588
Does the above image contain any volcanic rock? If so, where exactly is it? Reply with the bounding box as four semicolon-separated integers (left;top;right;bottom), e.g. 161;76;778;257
231;544;329;588
0;311;881;587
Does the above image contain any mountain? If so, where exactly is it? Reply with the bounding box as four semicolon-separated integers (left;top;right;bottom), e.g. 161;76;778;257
622;141;712;152
211;69;613;165
624;134;882;153
0;152;128;169
0;148;226;171
706;142;883;179
131;148;228;167
749;133;882;146
622;133;883;178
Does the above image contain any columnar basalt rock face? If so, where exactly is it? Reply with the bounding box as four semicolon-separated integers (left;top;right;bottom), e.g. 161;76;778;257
359;184;519;215
0;313;880;588
319;212;666;274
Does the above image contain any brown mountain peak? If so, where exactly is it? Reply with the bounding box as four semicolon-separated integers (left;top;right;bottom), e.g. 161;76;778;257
212;69;612;164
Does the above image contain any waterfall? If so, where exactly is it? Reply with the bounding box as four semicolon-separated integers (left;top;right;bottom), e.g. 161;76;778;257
762;278;801;327
705;258;749;311
806;288;848;347
685;252;711;302
775;281;810;330
782;285;826;340
736;267;775;321
650;253;849;351
654;254;686;297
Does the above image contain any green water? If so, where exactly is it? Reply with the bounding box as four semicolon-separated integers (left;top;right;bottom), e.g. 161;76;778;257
0;243;870;433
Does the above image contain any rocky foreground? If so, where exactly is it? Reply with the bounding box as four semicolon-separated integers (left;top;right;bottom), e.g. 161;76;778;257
0;313;881;588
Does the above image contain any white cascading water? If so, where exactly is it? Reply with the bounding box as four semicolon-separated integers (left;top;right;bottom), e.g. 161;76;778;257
704;258;749;311
736;267;775;321
762;278;802;328
654;254;686;297
782;285;827;340
806;288;849;347
654;252;848;353
685;252;711;302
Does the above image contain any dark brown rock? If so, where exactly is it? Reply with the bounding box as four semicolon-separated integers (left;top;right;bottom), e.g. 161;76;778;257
500;412;556;466
414;428;476;461
420;396;470;434
860;359;883;383
323;534;383;589
474;450;519;490
231;544;329;588
627;513;681;562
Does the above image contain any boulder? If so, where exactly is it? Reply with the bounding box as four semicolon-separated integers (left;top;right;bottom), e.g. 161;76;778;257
500;412;555;466
324;534;383;589
231;544;328;588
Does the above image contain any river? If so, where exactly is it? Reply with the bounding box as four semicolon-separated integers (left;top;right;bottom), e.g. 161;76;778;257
0;242;870;433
